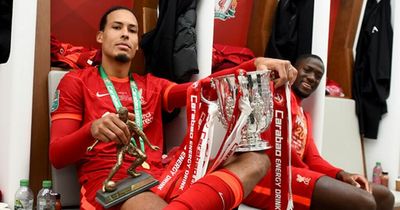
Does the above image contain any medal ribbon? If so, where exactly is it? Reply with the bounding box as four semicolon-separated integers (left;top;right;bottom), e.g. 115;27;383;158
99;66;145;152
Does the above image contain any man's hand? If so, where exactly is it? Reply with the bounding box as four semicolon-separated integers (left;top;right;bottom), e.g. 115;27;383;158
254;57;297;88
150;145;160;151
90;112;131;145
337;170;371;193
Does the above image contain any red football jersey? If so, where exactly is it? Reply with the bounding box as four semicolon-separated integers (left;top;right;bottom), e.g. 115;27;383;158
51;66;175;179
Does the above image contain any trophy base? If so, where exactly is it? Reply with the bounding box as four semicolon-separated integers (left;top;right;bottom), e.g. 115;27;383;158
236;141;272;152
96;172;159;209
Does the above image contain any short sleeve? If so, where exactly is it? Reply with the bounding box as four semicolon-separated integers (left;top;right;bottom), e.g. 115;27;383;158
50;72;83;122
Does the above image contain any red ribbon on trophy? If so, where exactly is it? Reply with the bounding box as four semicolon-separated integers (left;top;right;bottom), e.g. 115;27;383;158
156;68;294;208
269;84;293;210
155;80;207;200
156;71;252;201
206;69;252;173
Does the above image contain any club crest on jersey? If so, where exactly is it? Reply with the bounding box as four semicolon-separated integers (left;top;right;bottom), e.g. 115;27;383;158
296;174;311;185
51;90;60;113
215;0;238;21
192;81;199;89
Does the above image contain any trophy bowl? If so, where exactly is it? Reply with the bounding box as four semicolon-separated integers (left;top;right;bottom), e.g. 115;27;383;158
212;70;273;152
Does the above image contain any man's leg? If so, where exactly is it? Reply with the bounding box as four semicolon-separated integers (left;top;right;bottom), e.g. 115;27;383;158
311;176;378;210
223;151;270;197
371;183;394;210
243;166;325;210
103;147;125;192
165;151;270;210
121;191;168;210
121;151;269;210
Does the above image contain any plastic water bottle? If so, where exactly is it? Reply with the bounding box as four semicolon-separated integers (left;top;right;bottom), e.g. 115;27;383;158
37;180;55;210
14;179;33;210
372;162;383;184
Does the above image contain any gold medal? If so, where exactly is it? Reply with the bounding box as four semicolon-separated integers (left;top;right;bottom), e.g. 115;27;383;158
142;161;150;169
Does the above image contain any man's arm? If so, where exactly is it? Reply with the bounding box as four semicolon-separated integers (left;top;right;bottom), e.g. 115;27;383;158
300;120;370;192
302;137;342;178
50;111;140;168
211;57;297;87
50;119;93;168
165;57;298;111
336;170;371;192
302;113;342;178
164;82;192;111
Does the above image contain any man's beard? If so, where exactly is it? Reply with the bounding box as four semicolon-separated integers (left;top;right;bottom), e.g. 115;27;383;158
293;86;309;99
115;54;130;63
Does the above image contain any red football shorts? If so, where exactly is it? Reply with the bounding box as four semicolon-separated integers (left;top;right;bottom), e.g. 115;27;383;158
243;166;325;210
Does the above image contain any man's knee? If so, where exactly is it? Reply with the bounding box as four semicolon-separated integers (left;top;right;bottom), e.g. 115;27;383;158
356;192;377;210
382;189;395;206
373;184;395;208
381;190;395;209
313;176;377;210
331;191;376;210
344;184;379;210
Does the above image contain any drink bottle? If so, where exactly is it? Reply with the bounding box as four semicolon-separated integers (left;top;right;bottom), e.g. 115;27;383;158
37;180;56;210
380;171;389;187
14;179;33;210
372;162;383;184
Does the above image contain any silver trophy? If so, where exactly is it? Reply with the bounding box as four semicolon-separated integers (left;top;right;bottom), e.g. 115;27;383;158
212;70;273;152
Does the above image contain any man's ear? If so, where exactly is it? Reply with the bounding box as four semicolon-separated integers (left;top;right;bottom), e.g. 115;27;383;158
96;31;103;44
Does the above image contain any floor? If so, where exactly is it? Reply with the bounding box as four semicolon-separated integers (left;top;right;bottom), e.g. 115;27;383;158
239;204;259;210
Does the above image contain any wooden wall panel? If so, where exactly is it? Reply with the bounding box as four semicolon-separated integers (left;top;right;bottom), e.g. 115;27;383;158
132;0;158;75
30;0;51;197
327;0;364;98
247;0;278;57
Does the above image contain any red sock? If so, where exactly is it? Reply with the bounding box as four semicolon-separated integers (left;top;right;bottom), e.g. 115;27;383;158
164;169;244;210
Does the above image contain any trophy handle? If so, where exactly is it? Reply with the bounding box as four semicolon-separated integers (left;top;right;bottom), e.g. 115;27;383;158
200;89;214;105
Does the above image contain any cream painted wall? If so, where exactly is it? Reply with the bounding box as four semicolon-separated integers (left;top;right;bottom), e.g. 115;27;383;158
303;0;331;150
312;0;400;191
0;0;38;206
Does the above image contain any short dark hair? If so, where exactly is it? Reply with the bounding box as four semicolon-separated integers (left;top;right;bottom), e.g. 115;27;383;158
99;6;135;31
294;54;324;69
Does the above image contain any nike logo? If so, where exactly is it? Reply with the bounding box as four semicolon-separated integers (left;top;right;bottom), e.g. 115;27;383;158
96;92;109;98
372;26;379;34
